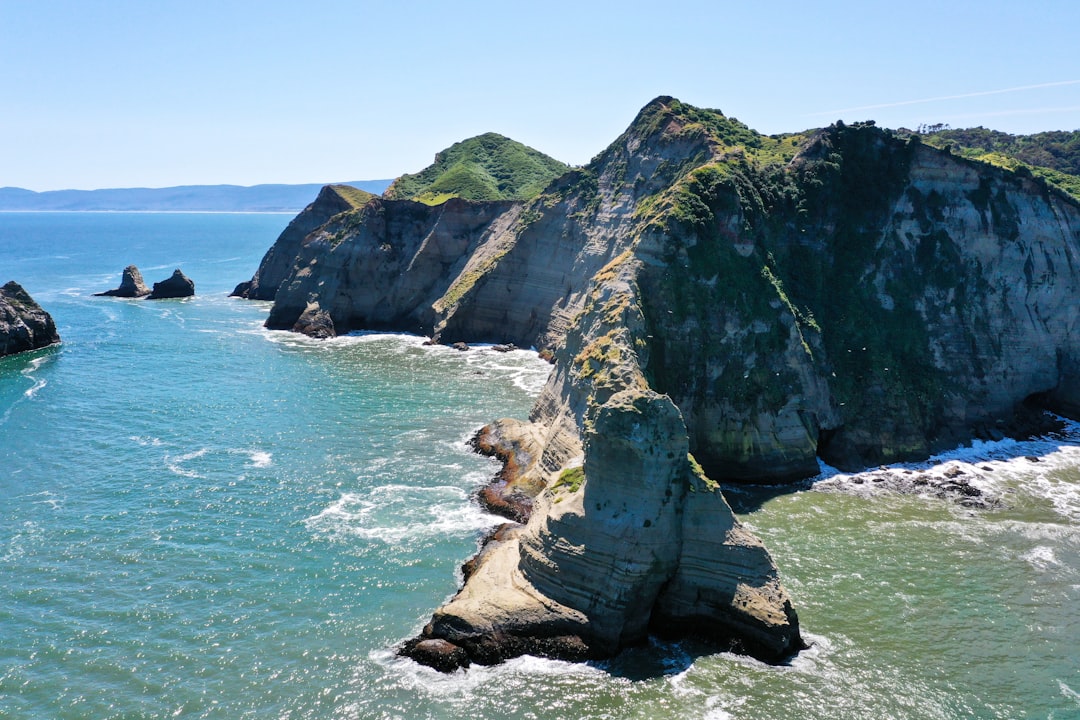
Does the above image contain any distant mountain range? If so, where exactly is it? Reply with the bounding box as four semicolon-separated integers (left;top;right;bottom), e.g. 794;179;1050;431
0;180;393;212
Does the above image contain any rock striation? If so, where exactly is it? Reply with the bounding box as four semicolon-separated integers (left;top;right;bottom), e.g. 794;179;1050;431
94;265;151;297
231;184;376;301
0;281;60;357
237;97;1080;670
147;269;195;300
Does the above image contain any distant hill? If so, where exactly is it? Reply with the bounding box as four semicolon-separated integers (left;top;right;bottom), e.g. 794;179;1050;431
383;133;568;205
0;180;393;212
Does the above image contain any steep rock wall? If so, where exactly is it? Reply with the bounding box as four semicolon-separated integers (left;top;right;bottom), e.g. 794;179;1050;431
242;97;1080;670
232;184;375;301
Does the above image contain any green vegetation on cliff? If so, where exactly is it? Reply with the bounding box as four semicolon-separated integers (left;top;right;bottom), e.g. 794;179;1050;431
383;133;569;205
327;183;377;209
915;127;1080;200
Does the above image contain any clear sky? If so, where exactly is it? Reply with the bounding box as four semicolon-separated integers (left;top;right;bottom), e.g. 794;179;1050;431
3;0;1079;191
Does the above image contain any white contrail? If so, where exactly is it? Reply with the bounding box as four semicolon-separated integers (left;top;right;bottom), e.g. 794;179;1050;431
809;80;1080;117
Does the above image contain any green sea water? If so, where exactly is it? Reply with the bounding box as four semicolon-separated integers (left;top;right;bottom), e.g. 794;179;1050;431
1;212;1078;719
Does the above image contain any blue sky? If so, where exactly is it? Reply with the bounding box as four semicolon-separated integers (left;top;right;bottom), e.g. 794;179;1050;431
3;0;1079;190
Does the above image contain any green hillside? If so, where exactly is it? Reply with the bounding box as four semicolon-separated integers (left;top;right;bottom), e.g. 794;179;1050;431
383;132;569;205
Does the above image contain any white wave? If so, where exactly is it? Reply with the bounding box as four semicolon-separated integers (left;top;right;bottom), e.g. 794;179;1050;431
703;707;735;720
25;490;62;510
812;422;1080;521
165;448;208;478
0;353;55;426
130;435;165;447
246;450;272;468
305;483;503;544
1020;545;1060;571
19;354;52;398
23;377;47;399
1061;680;1080;706
367;645;599;698
456;346;554;394
58;286;89;297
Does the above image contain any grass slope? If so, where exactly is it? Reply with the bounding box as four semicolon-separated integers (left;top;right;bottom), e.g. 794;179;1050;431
383;133;568;205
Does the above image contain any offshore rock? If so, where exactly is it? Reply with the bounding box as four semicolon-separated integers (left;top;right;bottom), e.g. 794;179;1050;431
0;281;60;357
147;269;195;299
94;264;151;297
243;96;1080;670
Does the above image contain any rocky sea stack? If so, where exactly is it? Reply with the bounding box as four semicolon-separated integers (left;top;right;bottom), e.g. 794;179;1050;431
147;269;195;299
95;265;151;297
235;96;1080;671
0;281;60;357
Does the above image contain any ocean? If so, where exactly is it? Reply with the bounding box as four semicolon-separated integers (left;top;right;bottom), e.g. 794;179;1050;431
0;212;1078;719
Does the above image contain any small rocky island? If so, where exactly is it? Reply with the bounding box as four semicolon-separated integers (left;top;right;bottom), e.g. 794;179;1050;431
0;281;60;357
95;265;151;297
147;269;195;299
234;97;1080;671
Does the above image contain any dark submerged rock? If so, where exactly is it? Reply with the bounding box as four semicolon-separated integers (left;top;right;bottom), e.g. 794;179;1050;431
400;638;471;672
147;269;195;299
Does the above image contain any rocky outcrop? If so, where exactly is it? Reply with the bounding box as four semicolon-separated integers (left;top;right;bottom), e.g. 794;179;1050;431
231;184;375;300
94;265;151;297
0;281;60;357
147;269;195;299
264;197;518;336
239;97;1080;670
291;301;336;339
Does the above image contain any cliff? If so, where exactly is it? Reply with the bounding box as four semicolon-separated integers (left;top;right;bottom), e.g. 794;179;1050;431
231;184;376;300
240;97;1080;670
0;282;60;357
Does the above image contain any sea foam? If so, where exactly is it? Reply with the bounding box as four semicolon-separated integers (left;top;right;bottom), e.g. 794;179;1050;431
304;483;503;544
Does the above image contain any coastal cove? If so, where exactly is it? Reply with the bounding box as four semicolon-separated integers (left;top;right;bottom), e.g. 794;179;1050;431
2;212;1079;718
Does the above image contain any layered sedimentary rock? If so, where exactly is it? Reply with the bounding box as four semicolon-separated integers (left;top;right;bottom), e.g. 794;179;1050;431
231;184;376;300
94;265;151;297
0;281;60;357
265;197;517;338
147;269;195;299
242;97;1080;670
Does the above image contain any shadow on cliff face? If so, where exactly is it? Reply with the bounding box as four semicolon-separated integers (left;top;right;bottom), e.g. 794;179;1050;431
721;481;812;515
591;634;795;681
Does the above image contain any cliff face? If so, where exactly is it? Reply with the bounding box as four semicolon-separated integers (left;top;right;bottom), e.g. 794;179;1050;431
244;97;1080;669
0;281;60;357
231;184;375;301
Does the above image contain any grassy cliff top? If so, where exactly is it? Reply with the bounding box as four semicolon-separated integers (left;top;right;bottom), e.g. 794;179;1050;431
911;126;1080;200
383;132;569;205
325;184;377;208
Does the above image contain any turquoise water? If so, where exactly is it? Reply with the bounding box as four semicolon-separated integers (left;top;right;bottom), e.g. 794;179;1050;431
1;213;1079;719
